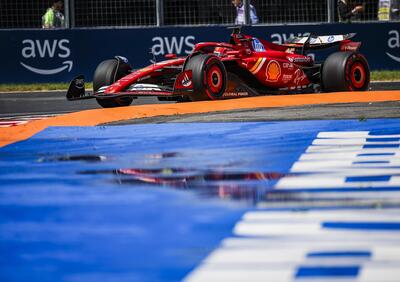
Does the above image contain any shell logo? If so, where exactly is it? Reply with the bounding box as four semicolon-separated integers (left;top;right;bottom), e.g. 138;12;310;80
265;60;281;82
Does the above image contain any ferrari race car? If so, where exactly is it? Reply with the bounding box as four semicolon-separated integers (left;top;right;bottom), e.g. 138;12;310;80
67;28;370;108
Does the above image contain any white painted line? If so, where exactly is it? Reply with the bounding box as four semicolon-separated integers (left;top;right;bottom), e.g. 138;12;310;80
306;147;398;153
243;210;400;222
313;139;400;145
184;266;293;282
0;114;59;128
234;222;400;237
265;192;400;200
359;266;400;282
291;162;400;171
389;176;400;185
317;132;400;139
317;132;370;138
204;248;305;264
234;222;322;236
221;238;400;249
185;261;400;282
299;150;400;162
276;177;400;188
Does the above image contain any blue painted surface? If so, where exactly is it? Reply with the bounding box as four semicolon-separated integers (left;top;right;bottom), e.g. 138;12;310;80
346;175;392;182
322;222;400;230
364;144;399;149
295;266;360;278
307;251;372;258
1;119;400;281
358;153;395;156
352;161;390;164
366;138;400;142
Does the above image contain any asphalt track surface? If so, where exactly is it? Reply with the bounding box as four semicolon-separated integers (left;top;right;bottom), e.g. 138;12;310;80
0;82;399;118
0;92;163;118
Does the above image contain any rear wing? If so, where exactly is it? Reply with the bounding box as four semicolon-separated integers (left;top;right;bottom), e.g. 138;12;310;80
283;33;360;51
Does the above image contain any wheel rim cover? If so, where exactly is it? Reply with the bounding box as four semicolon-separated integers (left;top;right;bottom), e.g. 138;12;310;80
207;65;223;93
350;62;366;89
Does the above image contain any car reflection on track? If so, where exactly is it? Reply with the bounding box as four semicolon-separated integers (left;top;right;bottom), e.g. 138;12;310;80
40;152;285;204
80;167;285;204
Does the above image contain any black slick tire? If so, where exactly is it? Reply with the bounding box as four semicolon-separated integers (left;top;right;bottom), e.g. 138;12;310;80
322;51;370;92
184;54;227;101
93;58;133;108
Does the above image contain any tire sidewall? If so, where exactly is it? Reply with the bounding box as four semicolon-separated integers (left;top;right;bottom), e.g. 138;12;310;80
185;54;227;101
93;58;133;107
322;51;370;92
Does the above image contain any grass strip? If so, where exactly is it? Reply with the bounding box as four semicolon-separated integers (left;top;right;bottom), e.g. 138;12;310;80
371;70;400;82
0;82;93;92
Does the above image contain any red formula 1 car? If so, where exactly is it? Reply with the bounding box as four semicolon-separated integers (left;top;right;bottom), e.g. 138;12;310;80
67;28;370;108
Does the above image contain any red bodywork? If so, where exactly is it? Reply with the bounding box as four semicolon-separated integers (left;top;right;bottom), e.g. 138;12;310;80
83;31;362;101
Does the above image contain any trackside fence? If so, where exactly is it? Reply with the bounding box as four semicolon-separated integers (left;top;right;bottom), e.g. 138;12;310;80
0;22;399;83
0;0;399;29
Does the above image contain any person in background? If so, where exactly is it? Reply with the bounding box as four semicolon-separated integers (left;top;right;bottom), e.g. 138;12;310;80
232;0;259;25
337;0;364;22
378;0;400;20
42;0;65;28
393;0;400;20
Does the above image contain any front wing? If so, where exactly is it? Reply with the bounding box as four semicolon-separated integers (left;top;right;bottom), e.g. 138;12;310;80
66;72;193;101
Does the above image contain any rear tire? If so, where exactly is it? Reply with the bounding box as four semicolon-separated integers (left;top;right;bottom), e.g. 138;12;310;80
93;58;133;108
322;51;370;92
184;54;227;101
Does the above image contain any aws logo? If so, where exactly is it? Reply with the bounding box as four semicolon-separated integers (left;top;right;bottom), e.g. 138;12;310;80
387;30;400;63
151;36;195;56
21;39;72;75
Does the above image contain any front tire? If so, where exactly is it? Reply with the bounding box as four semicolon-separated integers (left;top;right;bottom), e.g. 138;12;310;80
322;51;370;92
93;58;133;108
184;54;227;101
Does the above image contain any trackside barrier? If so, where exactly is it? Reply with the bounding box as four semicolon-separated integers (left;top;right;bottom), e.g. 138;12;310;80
0;22;399;83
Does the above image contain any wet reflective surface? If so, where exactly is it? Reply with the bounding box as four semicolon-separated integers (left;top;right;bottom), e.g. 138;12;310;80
1;120;400;282
80;167;285;204
39;154;108;163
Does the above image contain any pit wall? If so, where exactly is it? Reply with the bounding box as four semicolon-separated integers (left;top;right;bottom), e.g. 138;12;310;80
0;22;399;83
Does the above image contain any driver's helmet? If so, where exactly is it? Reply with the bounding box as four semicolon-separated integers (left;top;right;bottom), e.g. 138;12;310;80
251;38;266;52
